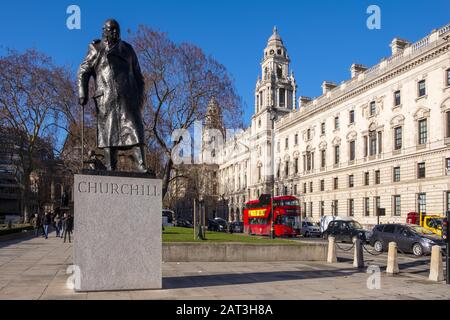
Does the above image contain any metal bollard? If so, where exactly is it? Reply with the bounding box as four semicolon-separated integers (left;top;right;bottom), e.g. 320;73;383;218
353;238;364;268
429;245;444;282
386;242;399;275
327;237;337;263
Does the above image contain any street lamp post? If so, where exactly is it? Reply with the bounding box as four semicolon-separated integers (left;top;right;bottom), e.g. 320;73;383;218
269;107;278;239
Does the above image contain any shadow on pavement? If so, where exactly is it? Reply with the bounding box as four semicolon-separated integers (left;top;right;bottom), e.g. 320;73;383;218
163;268;360;289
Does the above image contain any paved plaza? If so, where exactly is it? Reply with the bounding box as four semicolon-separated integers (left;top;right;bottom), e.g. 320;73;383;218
0;233;448;300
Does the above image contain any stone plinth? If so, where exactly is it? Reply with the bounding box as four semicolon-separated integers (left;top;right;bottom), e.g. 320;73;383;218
73;173;162;291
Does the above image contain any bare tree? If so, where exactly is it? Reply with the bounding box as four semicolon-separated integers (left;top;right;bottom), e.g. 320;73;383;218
128;26;243;199
0;49;76;221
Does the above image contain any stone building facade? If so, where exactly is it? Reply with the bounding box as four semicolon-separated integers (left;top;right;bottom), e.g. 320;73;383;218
215;24;450;226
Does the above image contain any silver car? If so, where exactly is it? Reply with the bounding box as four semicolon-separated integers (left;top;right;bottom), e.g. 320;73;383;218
300;221;321;238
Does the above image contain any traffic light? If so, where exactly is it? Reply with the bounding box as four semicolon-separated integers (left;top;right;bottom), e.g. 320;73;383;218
442;216;448;242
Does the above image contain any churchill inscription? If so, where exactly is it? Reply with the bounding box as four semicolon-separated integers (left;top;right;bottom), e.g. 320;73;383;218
77;181;160;196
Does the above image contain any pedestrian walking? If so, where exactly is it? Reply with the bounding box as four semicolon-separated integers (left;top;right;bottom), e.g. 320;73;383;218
31;213;41;237
54;214;62;237
43;212;51;239
63;213;73;243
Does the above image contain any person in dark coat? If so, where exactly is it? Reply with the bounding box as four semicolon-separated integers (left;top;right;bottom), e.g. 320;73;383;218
63;213;74;243
54;214;62;237
77;19;148;172
43;212;51;239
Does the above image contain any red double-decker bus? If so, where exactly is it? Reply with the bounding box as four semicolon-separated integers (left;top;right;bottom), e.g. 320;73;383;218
243;195;301;237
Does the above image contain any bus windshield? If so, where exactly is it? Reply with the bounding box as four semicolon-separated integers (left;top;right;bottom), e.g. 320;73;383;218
280;215;296;228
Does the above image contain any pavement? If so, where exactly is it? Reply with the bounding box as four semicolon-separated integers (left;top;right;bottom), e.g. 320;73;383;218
0;232;449;300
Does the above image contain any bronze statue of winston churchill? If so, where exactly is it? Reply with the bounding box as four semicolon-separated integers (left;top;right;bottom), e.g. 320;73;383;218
78;19;148;173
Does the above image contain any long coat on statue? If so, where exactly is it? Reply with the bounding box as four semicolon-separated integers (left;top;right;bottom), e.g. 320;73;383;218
77;39;145;148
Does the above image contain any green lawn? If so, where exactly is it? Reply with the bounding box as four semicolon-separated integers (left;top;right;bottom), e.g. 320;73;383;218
162;227;298;244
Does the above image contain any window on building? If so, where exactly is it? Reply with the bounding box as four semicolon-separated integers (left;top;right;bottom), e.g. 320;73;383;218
370;101;376;116
307;129;311;140
321;149;326;168
303;183;307;194
394;126;402;150
446;158;450;175
279;88;285;107
375;170;380;184
348;199;354;217
418;193;426;213
446;111;450;138
293;184;297;195
349;175;354;188
393;195;401;216
418;80;426;97
277;141;280;152
321;122;325;135
349;140;355;161
364;135;368;157
418;162;426;179
309;181;313;193
378;132;383;154
294;158;298;174
364;198;370;216
320;179;325;192
295;133;298;145
285;137;289;149
333;177;338;190
306;151;312;171
285;161;289;177
258;166;261;181
349;110;355;124
334;145;340;165
369;131;377;156
374;196;381;216
418;119;427;145
447;191;450;212
393;167;400;182
364;172;370;186
332;200;338;216
334;116;340;130
394;90;401;106
284;186;288;195
309;202;313;217
447;69;450;86
320;201;325;217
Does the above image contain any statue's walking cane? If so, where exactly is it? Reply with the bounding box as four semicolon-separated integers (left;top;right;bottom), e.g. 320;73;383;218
81;104;84;170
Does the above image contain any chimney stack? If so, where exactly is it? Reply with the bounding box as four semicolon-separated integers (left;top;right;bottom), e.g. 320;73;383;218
321;81;337;95
299;96;312;108
350;64;368;78
390;38;410;55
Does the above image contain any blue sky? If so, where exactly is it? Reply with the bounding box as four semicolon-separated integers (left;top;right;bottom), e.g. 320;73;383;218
0;0;448;126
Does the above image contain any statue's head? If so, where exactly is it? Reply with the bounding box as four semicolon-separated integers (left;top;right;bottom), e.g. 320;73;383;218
102;19;121;45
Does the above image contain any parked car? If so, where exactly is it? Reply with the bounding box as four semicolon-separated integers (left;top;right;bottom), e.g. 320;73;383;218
300;221;321;237
322;219;371;243
319;215;349;234
207;219;221;232
176;219;193;228
214;217;228;232
369;223;446;256
229;221;244;233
